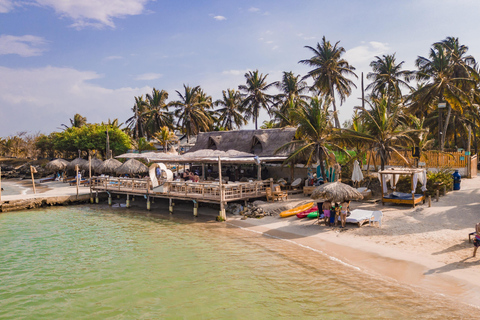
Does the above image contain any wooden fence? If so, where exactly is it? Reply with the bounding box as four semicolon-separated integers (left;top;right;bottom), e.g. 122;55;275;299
365;150;473;169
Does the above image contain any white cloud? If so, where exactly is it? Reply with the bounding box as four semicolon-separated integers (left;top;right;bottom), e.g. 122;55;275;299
0;35;48;57
222;69;250;76
134;73;162;81
104;55;123;61
248;7;260;12
0;65;150;136
0;0;14;13
33;0;152;29
344;41;390;65
213;15;226;21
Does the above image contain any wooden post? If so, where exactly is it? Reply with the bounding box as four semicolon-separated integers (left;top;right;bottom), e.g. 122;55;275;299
428;195;431;207
30;166;37;194
257;162;261;181
202;163;205;181
95;191;99;204
147;195;151;211
269;178;273;191
443;185;447;196
108;193;112;206
169;198;173;214
218;156;226;220
411;173;415;208
126;194;130;208
380;172;384;205
75;164;79;199
0;167;2;202
89;155;93;203
436;189;439;202
193;201;198;217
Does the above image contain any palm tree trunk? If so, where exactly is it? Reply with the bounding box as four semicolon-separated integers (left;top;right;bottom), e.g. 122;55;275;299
329;81;340;128
441;105;452;151
317;147;327;181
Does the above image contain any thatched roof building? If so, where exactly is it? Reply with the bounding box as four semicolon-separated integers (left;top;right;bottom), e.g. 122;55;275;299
187;128;297;158
116;159;148;175
45;159;69;172
67;158;88;171
97;158;122;174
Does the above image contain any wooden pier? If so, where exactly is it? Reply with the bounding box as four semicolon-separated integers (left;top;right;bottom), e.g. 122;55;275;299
90;176;272;219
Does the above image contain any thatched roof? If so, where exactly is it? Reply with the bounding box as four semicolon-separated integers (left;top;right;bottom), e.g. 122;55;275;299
45;159;69;172
311;182;363;203
66;158;88;170
183;149;253;159
115;159;148;175
97;158;122;174
187;128;297;157
79;157;103;172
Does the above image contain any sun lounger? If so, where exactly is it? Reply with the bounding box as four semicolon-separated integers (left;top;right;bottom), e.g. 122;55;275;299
345;209;380;227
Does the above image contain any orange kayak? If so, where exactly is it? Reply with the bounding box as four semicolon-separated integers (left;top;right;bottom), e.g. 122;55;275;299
280;202;314;218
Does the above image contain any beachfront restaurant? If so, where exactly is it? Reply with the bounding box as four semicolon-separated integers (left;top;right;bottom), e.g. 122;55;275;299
90;128;297;219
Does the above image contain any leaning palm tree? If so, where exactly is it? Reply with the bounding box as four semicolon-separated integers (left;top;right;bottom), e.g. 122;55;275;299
153;126;178;153
144;88;173;136
299;36;357;128
238;70;275;130
214;89;247;130
171;85;213;142
126;95;148;140
366;54;414;103
276;96;347;181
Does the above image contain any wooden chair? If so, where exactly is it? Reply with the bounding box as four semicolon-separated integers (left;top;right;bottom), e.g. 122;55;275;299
266;187;276;202
274;185;288;201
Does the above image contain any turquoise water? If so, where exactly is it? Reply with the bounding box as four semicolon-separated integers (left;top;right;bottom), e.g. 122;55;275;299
0;206;475;319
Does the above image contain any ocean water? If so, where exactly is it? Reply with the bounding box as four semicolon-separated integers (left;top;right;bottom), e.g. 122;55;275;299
0;206;476;319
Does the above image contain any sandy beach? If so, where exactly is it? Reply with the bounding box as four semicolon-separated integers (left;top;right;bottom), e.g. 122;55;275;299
3;176;480;309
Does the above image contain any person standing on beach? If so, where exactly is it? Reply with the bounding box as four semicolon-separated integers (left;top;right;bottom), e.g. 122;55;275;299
322;201;331;226
473;223;480;257
340;201;349;228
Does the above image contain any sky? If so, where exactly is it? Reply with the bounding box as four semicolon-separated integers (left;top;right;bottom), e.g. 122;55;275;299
1;0;480;137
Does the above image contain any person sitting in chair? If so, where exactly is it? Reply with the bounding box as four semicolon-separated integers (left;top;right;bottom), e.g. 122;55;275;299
473;223;480;257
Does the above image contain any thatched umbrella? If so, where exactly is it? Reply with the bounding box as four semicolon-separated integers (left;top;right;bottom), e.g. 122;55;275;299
45;159;69;172
311;182;363;203
79;157;103;172
97;158;122;174
115;159;148;175
67;158;88;171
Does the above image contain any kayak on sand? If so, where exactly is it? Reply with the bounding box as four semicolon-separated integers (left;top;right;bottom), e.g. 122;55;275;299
296;206;318;218
280;202;314;218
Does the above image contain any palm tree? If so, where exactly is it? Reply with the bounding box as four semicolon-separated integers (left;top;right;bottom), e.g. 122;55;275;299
276;96;347;181
366;54;414;104
62;114;87;129
414;38;477;150
299;36;357;128
272;71;309;127
342;97;417;170
171;85;213;142
126;95;148;140
214;89;246;130
238;70;275;130
144;88;173;136
153;126;178;153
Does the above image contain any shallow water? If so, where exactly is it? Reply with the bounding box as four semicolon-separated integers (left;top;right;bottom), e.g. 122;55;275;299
0;206;476;319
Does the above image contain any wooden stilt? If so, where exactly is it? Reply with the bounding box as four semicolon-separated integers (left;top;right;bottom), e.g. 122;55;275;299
126;194;130;208
30;166;37;195
169;198;173;214
95;191;99;204
89;154;93;203
147;196;151;211
193;201;198;216
108;194;112;206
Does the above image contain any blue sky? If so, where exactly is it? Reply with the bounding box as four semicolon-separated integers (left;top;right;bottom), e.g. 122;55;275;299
1;0;480;136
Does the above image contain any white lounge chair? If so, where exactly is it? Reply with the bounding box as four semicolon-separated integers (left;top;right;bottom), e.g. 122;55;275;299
345;209;377;227
369;210;383;227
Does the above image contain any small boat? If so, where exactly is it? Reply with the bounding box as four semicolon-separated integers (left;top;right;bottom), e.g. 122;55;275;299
280;202;314;218
296;206;318;219
307;211;320;219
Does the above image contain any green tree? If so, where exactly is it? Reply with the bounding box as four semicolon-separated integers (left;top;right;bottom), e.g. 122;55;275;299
144;88;173;136
214;89;246;130
239;70;275;130
299;36;357;128
62;114;87;129
171;85;213;142
272;71;309;127
153;126;178;153
126;95;148;140
276;96;346;181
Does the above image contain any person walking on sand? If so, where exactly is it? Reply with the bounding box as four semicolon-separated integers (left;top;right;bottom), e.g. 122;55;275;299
333;203;341;227
473;223;480;257
340;201;349;228
322;201;332;226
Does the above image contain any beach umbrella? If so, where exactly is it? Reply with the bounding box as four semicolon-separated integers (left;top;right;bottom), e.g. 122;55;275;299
351;160;364;183
311;182;363;203
79;157;103;172
115;159;148;175
97;158;122;174
66;158;88;171
45;159;69;172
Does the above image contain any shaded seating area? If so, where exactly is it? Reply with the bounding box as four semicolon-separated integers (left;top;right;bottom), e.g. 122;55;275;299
378;168;427;207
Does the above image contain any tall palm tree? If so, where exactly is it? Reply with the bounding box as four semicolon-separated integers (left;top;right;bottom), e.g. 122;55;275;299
414;38;477;150
238;70;275;130
214;89;247;130
171;85;213;142
153;126;178;153
366;54;414;103
272;71;309;127
126;95;148;140
62;114;87;129
299;36;357;128
276;96;346;181
144;88;173;136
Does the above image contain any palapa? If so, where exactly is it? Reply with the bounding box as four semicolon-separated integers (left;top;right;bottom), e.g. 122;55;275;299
79;157;103;172
311;182;363;203
66;158;88;171
183;149;253;159
45;159;69;172
97;158;122;174
115;158;148;175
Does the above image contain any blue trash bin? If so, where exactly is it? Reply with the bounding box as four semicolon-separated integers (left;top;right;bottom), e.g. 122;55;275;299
453;170;461;190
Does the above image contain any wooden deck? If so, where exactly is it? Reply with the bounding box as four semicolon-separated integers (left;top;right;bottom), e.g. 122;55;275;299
90;176;271;204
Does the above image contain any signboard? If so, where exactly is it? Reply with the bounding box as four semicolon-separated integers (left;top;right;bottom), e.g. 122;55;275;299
418;161;426;166
465;151;471;156
460;156;465;161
